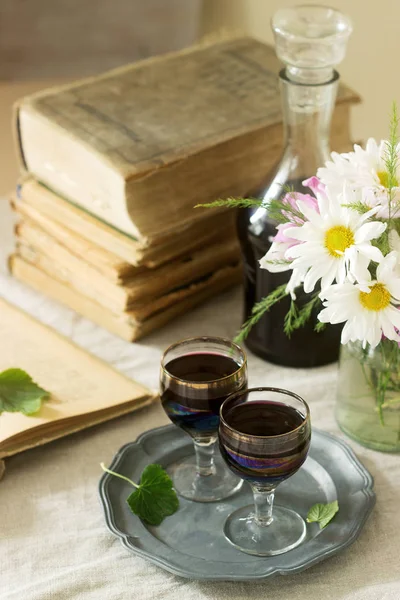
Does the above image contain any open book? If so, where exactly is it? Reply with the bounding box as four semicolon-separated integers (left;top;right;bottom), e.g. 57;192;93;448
0;299;155;463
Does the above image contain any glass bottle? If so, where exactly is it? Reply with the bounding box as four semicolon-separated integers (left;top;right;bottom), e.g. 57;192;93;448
237;6;352;367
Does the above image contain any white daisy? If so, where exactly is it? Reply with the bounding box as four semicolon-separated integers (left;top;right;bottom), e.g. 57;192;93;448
317;138;400;218
284;186;386;293
318;252;400;348
259;187;321;297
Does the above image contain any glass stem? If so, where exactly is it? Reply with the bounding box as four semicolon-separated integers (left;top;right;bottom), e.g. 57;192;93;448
193;437;216;477
251;484;276;527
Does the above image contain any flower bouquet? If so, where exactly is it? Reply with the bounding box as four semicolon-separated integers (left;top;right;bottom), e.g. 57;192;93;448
201;106;400;451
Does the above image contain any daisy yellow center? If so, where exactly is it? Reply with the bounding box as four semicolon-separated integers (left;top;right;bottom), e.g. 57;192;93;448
324;225;355;257
377;170;398;188
359;283;391;312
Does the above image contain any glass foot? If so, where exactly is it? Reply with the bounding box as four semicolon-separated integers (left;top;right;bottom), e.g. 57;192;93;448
167;453;243;502
223;504;306;556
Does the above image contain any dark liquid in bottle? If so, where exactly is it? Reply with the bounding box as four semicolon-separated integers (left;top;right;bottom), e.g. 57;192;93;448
219;400;310;484
237;178;342;368
161;353;244;436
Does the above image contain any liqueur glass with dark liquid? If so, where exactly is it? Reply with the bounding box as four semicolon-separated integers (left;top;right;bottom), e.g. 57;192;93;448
160;337;247;502
219;387;311;555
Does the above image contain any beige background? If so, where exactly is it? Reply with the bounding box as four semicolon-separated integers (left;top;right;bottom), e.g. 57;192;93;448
202;0;397;144
1;1;396;196
0;0;201;196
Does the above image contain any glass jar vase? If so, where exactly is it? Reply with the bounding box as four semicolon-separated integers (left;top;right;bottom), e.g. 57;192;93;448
336;340;400;452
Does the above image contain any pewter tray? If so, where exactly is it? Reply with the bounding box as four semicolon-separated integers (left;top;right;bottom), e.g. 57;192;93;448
99;425;375;581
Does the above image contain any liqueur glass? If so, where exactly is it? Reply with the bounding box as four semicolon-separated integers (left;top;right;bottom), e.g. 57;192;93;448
160;337;247;502
219;387;311;555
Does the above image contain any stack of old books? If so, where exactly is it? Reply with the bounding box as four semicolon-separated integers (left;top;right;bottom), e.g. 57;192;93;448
10;36;360;341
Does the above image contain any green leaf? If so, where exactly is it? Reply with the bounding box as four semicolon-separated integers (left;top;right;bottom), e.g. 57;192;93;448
267;197;305;224
100;463;179;526
384;102;400;221
195;197;263;209
127;464;179;526
234;284;289;344
314;320;327;333
341;201;373;215
283;299;299;338
306;500;339;529
283;294;321;337
0;368;49;416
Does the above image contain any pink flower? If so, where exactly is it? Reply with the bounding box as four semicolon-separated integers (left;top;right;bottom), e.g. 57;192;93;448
273;223;300;248
303;176;327;197
281;191;320;225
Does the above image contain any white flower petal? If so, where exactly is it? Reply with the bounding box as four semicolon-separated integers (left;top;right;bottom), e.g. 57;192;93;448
296;201;323;226
354;221;386;243
386;281;400;301
320;261;339;291
286;269;305;299
376;251;399;282
284;226;317;243
386;306;400;330
357;244;383;263
317;307;335;323
380;312;400;341
341;320;354;344
346;250;370;284
303;264;326;293
368;323;383;348
389;229;400;253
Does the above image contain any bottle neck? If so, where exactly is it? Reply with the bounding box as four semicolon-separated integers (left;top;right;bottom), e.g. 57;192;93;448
280;69;339;176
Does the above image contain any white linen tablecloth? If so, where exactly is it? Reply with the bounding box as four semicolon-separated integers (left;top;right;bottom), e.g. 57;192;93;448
0;198;399;600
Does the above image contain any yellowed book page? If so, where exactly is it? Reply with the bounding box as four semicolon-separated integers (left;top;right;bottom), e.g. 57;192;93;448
10;255;241;342
12;197;131;282
18;178;146;257
15;239;241;319
0;299;154;457
10;254;138;336
16;218;240;309
18;178;238;267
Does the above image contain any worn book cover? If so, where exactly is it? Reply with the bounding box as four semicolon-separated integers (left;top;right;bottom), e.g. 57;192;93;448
10;255;242;341
0;298;155;460
15;36;359;238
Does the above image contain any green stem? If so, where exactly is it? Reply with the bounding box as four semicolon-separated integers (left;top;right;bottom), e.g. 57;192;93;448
100;463;139;488
361;361;373;391
381;397;400;409
234;284;289;344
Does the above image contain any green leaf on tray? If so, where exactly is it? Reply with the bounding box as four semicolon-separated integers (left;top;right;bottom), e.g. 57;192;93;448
0;368;50;416
306;500;339;529
100;462;179;526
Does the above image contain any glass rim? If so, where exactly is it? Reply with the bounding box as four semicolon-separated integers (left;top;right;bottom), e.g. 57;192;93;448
219;386;310;439
160;336;247;386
